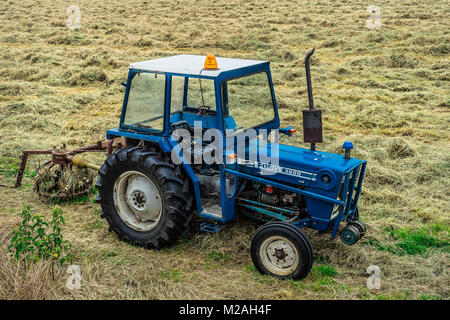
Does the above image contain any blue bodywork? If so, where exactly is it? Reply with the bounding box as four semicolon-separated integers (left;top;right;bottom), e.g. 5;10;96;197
106;56;366;239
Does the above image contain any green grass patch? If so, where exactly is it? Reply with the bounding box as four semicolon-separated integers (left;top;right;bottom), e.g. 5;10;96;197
376;294;394;300
365;224;449;256
419;294;441;300
244;264;259;275
66;195;91;204
316;278;336;286
376;291;413;300
311;278;336;292
390;226;449;255
0;156;36;179
207;251;229;261
46;186;97;205
313;265;338;277
160;269;182;283
288;278;307;291
309;265;339;292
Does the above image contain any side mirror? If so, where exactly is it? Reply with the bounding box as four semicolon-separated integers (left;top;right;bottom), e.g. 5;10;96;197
121;82;127;87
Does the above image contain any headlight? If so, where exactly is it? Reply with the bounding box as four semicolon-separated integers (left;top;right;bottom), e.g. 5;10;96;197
316;169;337;190
321;174;331;184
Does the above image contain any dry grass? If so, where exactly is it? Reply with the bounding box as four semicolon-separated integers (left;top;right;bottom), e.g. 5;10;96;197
0;0;449;300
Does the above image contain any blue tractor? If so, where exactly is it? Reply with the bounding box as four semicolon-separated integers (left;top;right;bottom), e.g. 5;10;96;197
95;50;367;280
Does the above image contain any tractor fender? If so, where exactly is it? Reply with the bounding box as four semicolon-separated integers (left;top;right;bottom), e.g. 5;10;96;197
165;139;203;215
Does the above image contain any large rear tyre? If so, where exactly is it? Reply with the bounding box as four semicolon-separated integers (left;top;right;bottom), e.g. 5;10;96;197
95;146;193;249
251;221;313;280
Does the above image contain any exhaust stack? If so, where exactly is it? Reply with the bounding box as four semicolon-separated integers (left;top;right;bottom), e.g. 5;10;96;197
302;48;323;151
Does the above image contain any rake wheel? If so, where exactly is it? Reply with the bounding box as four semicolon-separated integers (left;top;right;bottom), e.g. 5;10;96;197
33;162;94;201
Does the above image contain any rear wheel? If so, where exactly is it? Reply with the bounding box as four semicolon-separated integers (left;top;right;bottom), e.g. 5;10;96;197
251;221;313;280
96;146;193;249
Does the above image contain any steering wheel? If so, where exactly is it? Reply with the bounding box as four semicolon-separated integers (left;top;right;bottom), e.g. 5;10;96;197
197;105;211;115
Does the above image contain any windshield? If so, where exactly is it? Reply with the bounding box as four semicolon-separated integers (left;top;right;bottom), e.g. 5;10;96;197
123;72;165;131
222;72;275;131
171;76;216;116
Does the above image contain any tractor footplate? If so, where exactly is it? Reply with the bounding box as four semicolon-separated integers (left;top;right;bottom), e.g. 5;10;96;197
200;222;223;233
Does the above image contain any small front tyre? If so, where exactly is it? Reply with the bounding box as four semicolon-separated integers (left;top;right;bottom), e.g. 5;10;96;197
340;225;360;245
251;222;313;280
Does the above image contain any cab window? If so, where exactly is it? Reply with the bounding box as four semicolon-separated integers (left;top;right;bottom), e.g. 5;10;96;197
123;72;165;131
222;72;274;131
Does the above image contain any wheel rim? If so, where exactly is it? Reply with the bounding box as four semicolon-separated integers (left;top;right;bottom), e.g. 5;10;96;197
259;236;299;276
340;225;360;245
113;171;162;232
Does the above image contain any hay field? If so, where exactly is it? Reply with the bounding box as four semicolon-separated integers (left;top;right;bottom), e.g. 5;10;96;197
0;0;449;299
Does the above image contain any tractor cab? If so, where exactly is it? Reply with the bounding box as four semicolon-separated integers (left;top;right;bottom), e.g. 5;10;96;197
114;54;280;138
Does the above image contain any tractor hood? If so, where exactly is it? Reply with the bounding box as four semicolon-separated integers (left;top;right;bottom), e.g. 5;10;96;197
237;139;363;188
274;143;362;175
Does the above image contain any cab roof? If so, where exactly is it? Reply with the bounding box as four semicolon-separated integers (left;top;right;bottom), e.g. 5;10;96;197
129;54;268;78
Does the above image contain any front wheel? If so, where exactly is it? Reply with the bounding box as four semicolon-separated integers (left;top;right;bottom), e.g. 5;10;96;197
251;222;313;280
